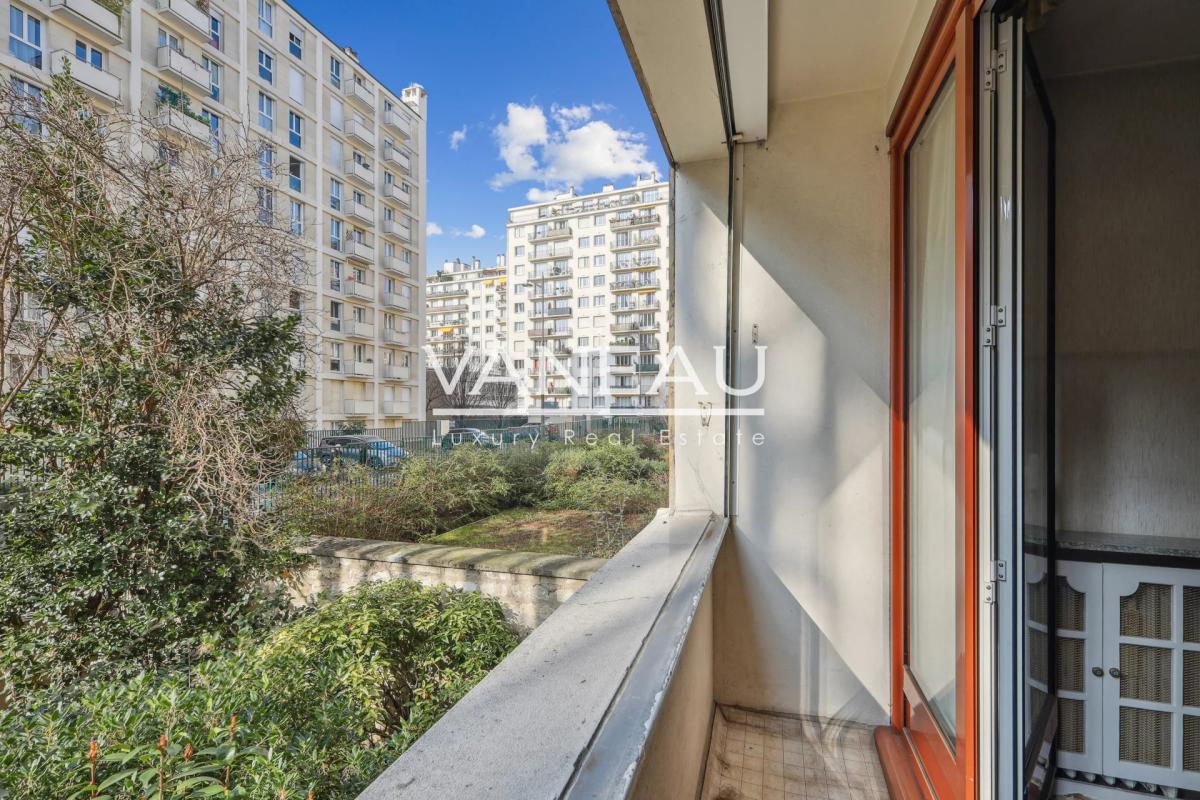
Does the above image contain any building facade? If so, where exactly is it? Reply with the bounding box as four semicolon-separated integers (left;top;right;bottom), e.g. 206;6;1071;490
425;256;508;366
2;0;427;427
505;175;669;413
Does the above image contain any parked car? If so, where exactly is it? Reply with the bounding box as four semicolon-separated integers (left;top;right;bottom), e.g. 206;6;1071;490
440;427;496;450
502;425;545;444
318;435;408;468
290;449;324;474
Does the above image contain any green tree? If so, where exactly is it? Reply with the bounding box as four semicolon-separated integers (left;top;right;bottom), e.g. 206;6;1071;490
0;73;308;702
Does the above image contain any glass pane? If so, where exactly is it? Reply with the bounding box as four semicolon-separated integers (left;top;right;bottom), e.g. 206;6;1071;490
906;71;958;741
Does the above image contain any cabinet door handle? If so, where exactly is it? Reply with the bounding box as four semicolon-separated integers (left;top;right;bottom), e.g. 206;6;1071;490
1092;667;1104;678
1109;667;1123;679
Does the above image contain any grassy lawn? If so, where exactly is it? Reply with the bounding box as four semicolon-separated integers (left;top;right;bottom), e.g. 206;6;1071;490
430;507;652;558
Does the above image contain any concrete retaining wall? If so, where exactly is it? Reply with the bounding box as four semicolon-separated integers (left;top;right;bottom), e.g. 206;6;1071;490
291;536;606;633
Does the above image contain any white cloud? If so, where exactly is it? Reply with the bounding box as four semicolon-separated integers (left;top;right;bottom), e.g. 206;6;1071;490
426;222;443;236
525;187;560;203
449;125;467;150
460;224;486;239
490;102;657;193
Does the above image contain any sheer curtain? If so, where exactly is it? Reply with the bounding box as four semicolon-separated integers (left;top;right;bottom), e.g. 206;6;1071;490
906;72;959;740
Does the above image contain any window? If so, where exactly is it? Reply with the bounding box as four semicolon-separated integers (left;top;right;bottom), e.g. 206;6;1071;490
514;303;525;313
578;336;590;347
157;29;180;51
593;274;606;286
258;144;274;178
288;29;302;58
288;157;303;191
10;77;41;133
288;111;303;147
199;56;221;101
593;214;605;226
578;297;589;308
9;7;42;68
329;56;342;89
256;187;274;222
289;200;303;235
330;218;343;251
514;245;525;257
210;12;223;50
329;178;342;210
593;234;606;246
578;276;590;288
74;40;103;70
288;67;303;103
257;93;275;131
593;255;606;268
578;237;589;248
258;49;274;82
329;137;343;170
577;256;589;269
328;96;343;130
257;0;274;36
515;265;525;276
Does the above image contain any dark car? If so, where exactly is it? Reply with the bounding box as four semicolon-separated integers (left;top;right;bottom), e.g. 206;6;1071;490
440;427;497;451
318;435;407;468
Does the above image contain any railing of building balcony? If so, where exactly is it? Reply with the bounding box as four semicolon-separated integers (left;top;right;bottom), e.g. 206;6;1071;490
613;256;661;271
610;212;661;229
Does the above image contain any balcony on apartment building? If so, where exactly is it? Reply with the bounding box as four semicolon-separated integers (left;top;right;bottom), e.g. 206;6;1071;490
529;246;574;263
612;256;661;273
331;318;374;340
380;255;410;277
529;306;572;321
610;338;638;353
381;219;412;243
344;158;374;187
156;106;210;141
529;286;573;300
342;399;373;417
381;364;410;381
610;212;661;230
155;0;209;38
50;50;121;102
156;46;210;92
381;292;410;311
382;145;412;175
345;198;374;225
528;223;573;244
341;238;375;263
612;300;661;313
528;268;573;283
611;278;661;293
382;182;412;209
432;302;468;315
343;280;374;302
607;380;641;395
612;234;661;252
381;328;410;347
635;361;660;374
383;109;412;140
343;118;374;149
49;0;122;43
609;360;636;375
343;78;375;111
428;285;469;299
340;360;374;379
531;326;571;339
381;400;410;417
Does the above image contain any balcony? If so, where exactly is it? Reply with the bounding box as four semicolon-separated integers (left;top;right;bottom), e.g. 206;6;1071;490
155;0;209;38
432;301;468;314
612;278;661;293
609;339;638;353
156;106;210;140
528;268;573;282
383;109;412;140
529;286;573;300
529;246;573;262
381;219;412;243
342;239;375;263
610;321;639;334
636;361;660;373
383;145;412;174
529;224;572;243
157;46;210;91
610;212;661;230
342;360;374;378
343;78;375;111
531;327;571;339
345;199;374;224
344;158;374;187
613;256;661;272
342;399;373;416
382;328;411;346
340;319;375;339
381;400;410;417
530;306;572;320
344;118;374;149
381;292;410;311
50;51;120;102
380;256;410;277
382;364;411;381
609;361;635;374
613;301;661;313
49;0;121;43
428;285;468;299
344;281;374;302
612;234;662;251
608;382;641;395
382;182;411;209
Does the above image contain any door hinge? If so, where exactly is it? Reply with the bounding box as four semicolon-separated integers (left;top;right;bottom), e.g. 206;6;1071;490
984;560;1008;605
983;305;1007;347
984;47;1009;92
991;559;1008;582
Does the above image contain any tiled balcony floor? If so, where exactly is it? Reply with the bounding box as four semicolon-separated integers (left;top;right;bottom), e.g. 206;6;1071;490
700;705;889;800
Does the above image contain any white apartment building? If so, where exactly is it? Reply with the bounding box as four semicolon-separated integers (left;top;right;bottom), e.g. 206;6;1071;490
425;256;508;366
506;175;669;413
1;0;427;428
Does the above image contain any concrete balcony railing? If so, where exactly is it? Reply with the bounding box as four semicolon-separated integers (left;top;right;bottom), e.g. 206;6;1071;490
342;239;375;263
529;225;572;243
50;51;121;101
531;306;572;320
156;106;210;140
356;513;724;799
344;281;374;302
381;400;410;417
612;278;662;293
383;145;412;174
613;234;662;251
382;182;411;209
344;159;374;186
343;79;375;110
610;212;662;230
382;109;412;140
380;256;410;277
344;117;374;148
529;246;573;262
613;256;661;272
428;286;469;299
381;292;410;311
157;46;210;91
49;0;122;42
609;361;636;374
155;0;209;38
382;364;411;381
336;319;374;339
381;219;412;243
528;268;572;282
342;399;373;416
529;286;573;300
382;328;411;346
433;301;468;314
345;199;374;224
342;360;374;378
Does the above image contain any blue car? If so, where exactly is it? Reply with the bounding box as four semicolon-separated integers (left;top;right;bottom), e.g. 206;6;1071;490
319;435;408;468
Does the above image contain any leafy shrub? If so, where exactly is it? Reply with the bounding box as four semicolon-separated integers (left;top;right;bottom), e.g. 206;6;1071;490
496;444;554;507
278;446;510;542
542;441;667;508
0;578;518;799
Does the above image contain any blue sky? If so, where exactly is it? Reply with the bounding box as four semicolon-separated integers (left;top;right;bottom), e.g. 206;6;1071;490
291;0;667;274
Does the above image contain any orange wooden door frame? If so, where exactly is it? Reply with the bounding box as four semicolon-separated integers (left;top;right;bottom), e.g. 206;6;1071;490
885;1;979;798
